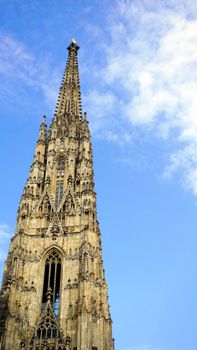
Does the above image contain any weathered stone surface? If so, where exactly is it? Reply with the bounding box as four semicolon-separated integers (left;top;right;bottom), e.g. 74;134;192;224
0;39;114;350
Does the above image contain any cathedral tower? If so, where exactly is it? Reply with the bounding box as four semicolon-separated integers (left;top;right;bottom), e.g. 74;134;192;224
0;40;114;350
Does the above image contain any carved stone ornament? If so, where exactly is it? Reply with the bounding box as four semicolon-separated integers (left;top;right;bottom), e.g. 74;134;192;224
0;39;114;350
23;300;70;350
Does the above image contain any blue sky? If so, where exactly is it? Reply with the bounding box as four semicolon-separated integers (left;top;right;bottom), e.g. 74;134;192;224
0;1;197;350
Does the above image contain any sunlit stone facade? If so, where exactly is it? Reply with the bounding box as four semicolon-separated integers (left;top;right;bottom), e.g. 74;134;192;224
0;40;114;350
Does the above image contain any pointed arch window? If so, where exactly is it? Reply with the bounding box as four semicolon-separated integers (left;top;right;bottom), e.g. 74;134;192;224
55;158;65;207
55;179;64;207
42;250;61;316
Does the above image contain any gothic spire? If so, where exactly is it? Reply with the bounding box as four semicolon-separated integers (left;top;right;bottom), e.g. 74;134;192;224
1;40;114;350
54;38;82;119
37;115;47;144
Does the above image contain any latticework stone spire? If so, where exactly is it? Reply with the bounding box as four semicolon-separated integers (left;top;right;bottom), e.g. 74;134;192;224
0;40;114;350
55;39;82;119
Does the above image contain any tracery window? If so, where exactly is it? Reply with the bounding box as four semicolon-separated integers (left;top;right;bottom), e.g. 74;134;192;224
28;303;70;350
42;250;61;316
36;313;59;341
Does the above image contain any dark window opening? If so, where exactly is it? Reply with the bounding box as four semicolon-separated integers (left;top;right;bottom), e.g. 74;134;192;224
53;329;57;338
42;264;49;303
50;263;55;291
55;158;65;207
47;328;51;338
42;250;61;317
55;179;64;207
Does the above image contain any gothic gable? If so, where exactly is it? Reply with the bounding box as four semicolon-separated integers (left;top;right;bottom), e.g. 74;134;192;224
38;189;55;214
24;301;71;350
46;213;64;239
58;188;77;216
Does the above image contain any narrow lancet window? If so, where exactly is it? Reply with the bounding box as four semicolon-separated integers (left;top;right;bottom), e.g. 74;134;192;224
55;158;65;207
55;179;64;207
42;250;61;315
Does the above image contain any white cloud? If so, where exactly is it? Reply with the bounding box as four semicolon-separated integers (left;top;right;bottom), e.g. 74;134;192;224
0;224;12;261
0;32;59;107
84;89;116;128
83;89;129;143
85;0;197;196
1;2;197;196
104;1;197;130
0;224;11;240
164;144;197;195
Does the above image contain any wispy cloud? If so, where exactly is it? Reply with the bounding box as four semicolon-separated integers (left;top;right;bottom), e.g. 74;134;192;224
84;0;197;196
1;1;197;196
0;224;11;241
0;32;59;107
0;224;12;261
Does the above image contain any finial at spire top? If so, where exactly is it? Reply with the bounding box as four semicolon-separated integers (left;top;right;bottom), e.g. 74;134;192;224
42;115;46;124
67;38;80;51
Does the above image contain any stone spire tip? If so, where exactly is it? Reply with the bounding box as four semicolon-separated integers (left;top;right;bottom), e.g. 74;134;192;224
42;115;46;124
67;38;80;51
